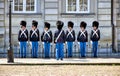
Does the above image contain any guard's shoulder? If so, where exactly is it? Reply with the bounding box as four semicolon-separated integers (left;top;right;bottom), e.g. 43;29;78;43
61;30;64;33
72;29;74;31
98;29;100;31
62;30;65;32
37;29;39;31
49;30;52;33
79;30;81;33
85;30;88;32
19;29;21;32
30;30;33;33
25;29;28;32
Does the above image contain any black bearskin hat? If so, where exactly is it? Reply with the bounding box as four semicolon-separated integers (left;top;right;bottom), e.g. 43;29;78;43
92;21;99;28
68;21;74;28
56;20;64;30
80;21;87;29
44;22;50;29
20;20;26;27
32;20;38;28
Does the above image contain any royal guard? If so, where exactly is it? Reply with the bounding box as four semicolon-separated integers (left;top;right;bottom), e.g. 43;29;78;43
66;21;75;57
90;21;100;57
77;21;88;57
18;20;28;58
30;20;40;58
41;22;52;58
54;21;65;60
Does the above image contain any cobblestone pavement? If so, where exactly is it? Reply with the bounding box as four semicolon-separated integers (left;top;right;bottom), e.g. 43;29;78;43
0;65;120;76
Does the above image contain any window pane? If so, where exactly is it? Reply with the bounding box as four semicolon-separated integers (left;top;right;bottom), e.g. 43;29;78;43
79;0;88;11
31;6;35;11
68;6;76;11
26;0;35;11
26;0;31;5
14;6;18;11
19;6;23;11
67;0;76;12
14;0;23;5
19;0;23;11
31;0;35;5
14;0;23;11
19;0;23;5
26;5;31;11
14;0;18;5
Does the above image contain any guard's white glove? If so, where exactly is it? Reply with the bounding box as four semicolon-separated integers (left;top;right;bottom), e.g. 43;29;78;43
30;42;32;46
65;42;67;45
90;41;93;44
77;42;80;45
42;42;44;45
19;42;20;45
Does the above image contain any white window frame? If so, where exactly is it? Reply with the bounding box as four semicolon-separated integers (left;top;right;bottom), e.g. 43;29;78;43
66;0;90;13
13;0;37;13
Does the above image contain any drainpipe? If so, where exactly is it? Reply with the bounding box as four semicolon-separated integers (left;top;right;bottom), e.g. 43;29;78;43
111;0;115;52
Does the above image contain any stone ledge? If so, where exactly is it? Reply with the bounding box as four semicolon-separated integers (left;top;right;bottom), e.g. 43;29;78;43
61;13;95;16
0;58;120;65
7;13;42;15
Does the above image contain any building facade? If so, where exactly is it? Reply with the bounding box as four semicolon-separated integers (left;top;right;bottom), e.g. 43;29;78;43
0;0;120;53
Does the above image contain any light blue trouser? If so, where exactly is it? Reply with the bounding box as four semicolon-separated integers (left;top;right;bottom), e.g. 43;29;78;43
20;41;27;58
92;41;98;57
56;43;64;60
67;42;73;57
44;42;50;58
32;41;38;58
80;42;86;57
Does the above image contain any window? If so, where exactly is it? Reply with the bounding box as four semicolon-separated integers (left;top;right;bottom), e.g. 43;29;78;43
66;0;90;13
13;0;37;13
